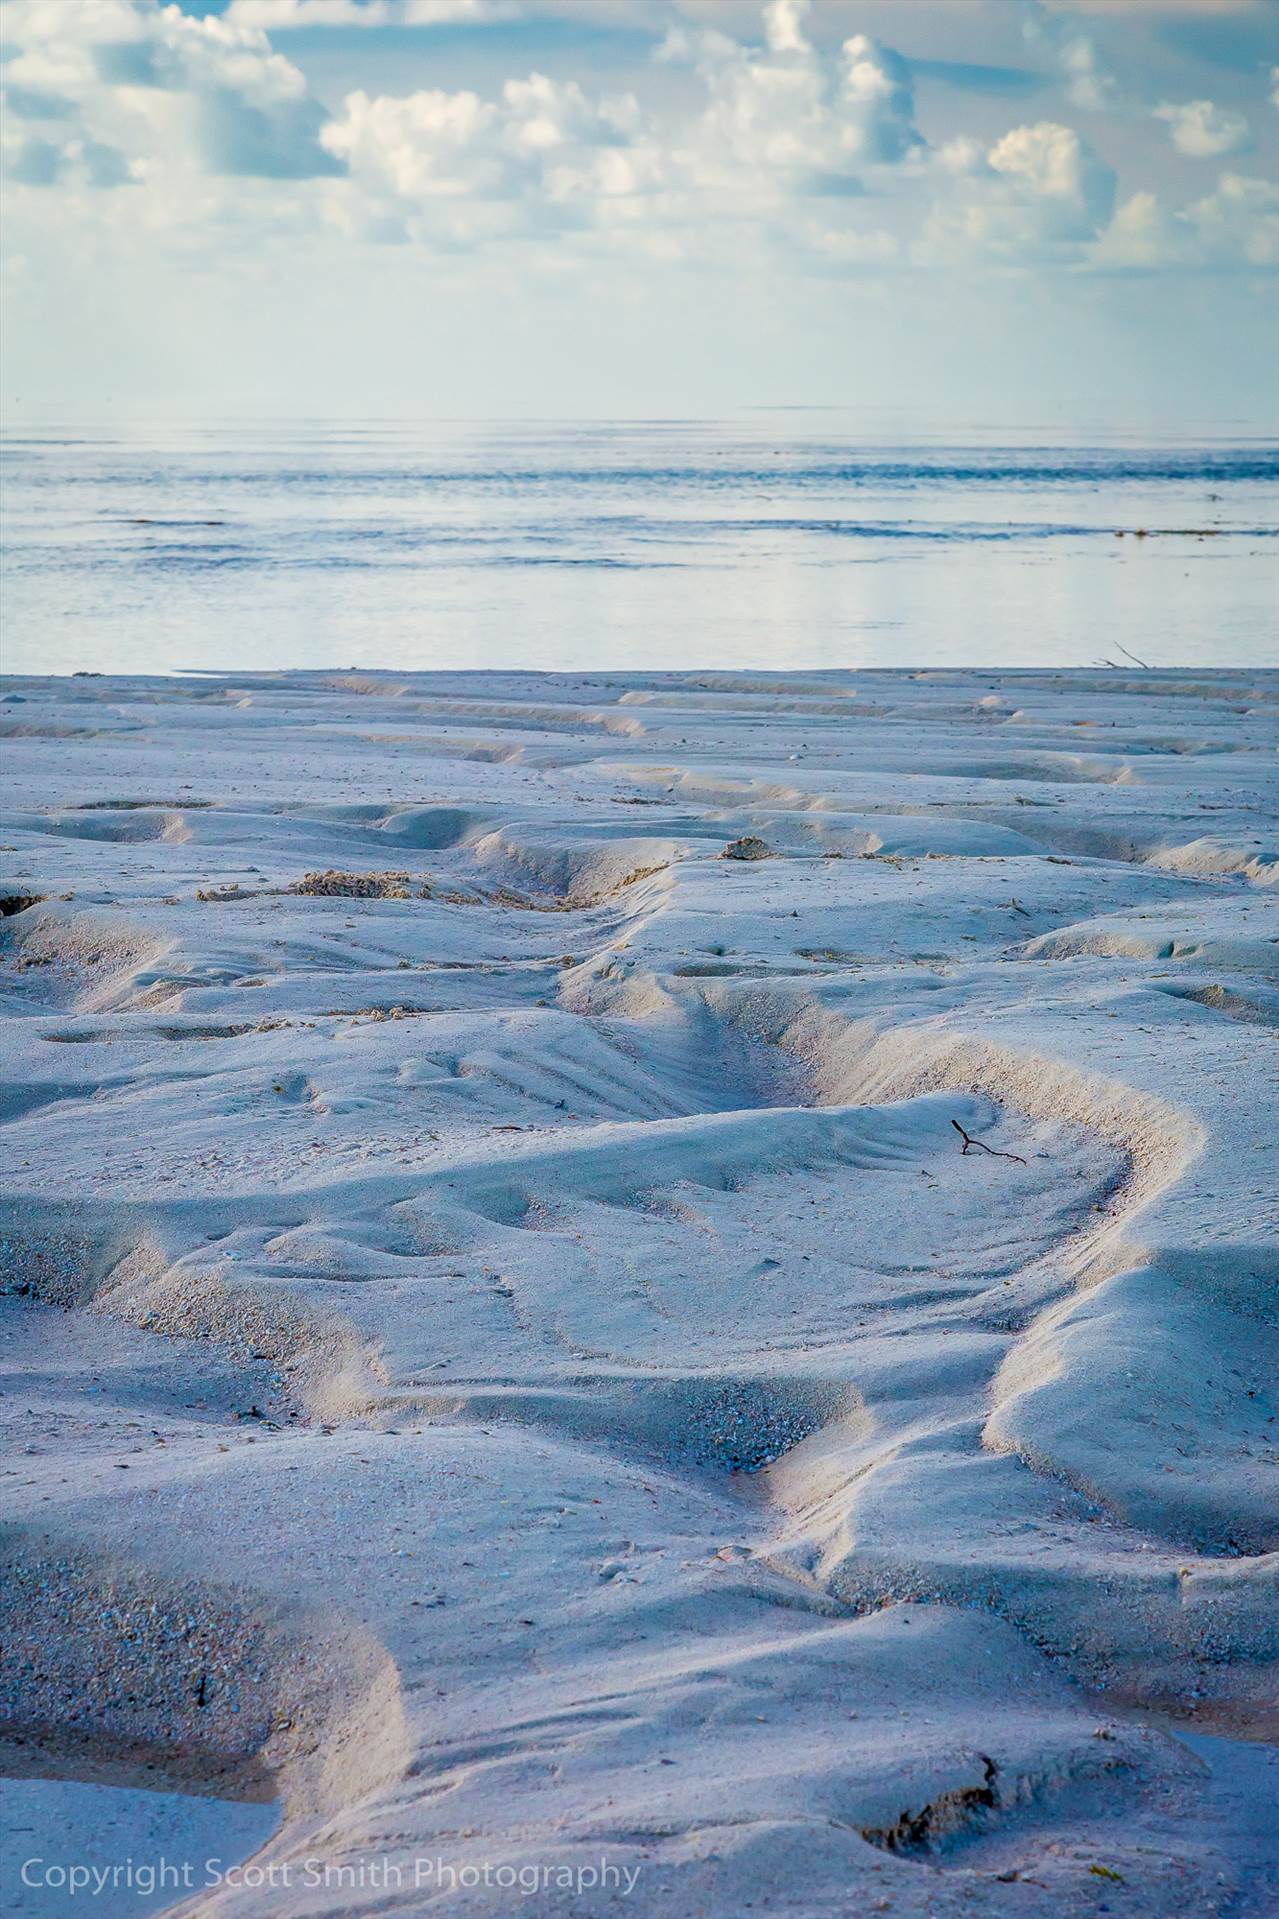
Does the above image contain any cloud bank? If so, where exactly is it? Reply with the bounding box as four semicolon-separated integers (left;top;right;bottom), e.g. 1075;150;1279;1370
2;0;1275;277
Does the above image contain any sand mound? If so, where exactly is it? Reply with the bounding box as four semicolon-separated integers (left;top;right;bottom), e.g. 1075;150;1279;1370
0;1538;407;1816
469;828;678;907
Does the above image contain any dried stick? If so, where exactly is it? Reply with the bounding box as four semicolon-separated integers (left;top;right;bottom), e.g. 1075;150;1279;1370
951;1120;1027;1165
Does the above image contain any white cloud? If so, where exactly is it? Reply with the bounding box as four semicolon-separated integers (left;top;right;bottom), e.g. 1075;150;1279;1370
763;0;809;58
1091;188;1179;268
1153;99;1250;159
319;68;660;244
1;0;340;182
1093;171;1279;273
662;18;923;199
223;0;517;29
1182;172;1279;267
923;118;1115;260
987;121;1111;222
1022;1;1117;113
321;88;499;201
840;35;922;167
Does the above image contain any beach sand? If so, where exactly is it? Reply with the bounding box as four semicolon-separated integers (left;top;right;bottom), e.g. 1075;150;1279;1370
1;667;1275;1917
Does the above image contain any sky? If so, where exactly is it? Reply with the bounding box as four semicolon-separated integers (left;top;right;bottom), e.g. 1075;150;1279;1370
1;0;1277;429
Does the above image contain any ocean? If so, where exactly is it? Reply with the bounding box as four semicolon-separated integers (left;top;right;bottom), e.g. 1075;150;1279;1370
2;420;1276;675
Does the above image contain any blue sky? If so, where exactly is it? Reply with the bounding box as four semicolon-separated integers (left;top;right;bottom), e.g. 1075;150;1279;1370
2;0;1276;427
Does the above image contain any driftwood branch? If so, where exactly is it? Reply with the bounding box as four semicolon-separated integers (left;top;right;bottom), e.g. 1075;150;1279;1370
1094;644;1152;670
951;1120;1027;1165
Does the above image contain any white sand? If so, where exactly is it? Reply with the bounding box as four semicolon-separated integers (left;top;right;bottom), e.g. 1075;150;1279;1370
0;667;1275;1918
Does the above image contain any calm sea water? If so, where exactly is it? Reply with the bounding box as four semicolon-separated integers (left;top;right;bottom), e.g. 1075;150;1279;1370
2;422;1276;675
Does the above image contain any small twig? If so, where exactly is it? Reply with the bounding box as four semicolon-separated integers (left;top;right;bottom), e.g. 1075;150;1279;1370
952;1119;1027;1165
1111;642;1152;670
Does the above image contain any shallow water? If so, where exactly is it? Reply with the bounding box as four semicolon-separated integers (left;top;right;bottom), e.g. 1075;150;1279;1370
1;420;1276;675
0;1774;278;1916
